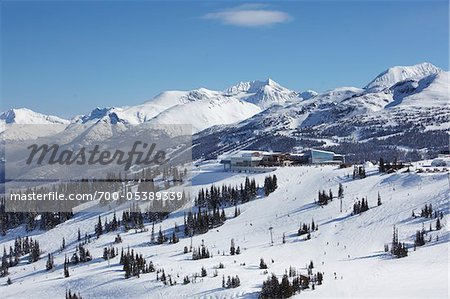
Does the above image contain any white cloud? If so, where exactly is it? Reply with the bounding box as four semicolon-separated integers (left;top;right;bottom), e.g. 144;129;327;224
203;4;292;28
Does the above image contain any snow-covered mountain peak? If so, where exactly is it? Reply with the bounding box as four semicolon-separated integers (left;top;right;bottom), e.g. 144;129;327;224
0;108;69;140
225;78;284;94
0;108;69;124
180;88;219;102
364;62;443;91
264;78;281;88
300;90;319;100
75;107;122;124
225;78;299;109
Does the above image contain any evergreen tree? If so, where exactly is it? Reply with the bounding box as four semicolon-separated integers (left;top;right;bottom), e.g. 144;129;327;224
352;198;369;215
280;274;293;298
379;157;385;173
150;223;155;244
260;274;280;299
414;229;426;247
221;209;226;222
66;289;82;299
272;175;278;190
46;253;54;270
172;230;178;244
28;240;40;263
184;275;191;285
201;266;207;277
264;175;278;196
298;222;311;236
157;227;165;244
317;190;332;205
64;256;70;277
316;272;323;285
111;212;118;231
230;239;236;255
390;226;408;258
148;261;155;272
1;247;9;277
192;245;211;260
115;234;122;244
338;183;344;198
95;216;103;238
259;258;268;269
436;218;441;230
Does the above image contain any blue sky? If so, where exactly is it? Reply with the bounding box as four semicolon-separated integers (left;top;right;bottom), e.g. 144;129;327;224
1;1;448;117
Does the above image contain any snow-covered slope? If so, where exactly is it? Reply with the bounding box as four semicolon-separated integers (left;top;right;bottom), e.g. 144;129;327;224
70;83;293;132
0;108;69;125
147;96;261;133
76;95;261;133
0;108;69;140
299;90;319;100
364;62;443;92
0;161;448;298
386;71;449;108
74;90;205;125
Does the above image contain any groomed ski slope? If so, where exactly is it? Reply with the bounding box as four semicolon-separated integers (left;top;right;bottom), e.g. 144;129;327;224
0;162;448;298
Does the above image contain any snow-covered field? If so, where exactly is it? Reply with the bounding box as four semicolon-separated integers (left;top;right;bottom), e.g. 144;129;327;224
0;161;448;298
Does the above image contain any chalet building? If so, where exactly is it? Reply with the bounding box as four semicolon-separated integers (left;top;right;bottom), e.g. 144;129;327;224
260;153;292;167
428;150;450;167
220;151;266;171
220;149;344;171
382;161;413;172
300;149;344;164
431;158;450;167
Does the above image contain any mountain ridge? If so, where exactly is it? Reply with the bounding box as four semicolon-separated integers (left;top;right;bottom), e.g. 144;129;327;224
2;62;445;127
0;108;69;125
364;62;443;92
2;63;448;154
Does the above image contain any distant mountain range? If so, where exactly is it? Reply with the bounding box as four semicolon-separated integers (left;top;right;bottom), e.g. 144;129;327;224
1;77;306;133
2;62;448;162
